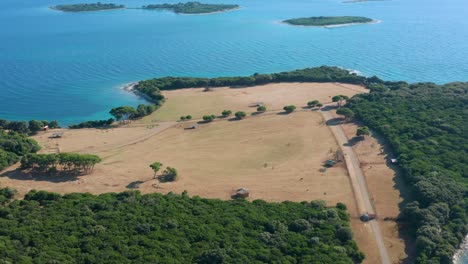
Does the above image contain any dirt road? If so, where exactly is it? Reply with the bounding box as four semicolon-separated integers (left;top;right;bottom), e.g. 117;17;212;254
321;107;391;264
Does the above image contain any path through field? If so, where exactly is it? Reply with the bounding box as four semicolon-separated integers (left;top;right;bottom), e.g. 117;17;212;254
321;106;391;264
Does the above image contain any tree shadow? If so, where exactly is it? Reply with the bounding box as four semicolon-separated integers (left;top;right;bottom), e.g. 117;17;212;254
1;168;83;183
321;105;338;111
325;118;343;126
227;117;242;122
251;112;265;116
126;180;145;189
343;136;363;147
276;112;292;115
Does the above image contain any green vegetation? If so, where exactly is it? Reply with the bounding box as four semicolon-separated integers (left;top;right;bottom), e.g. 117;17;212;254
257;105;267;112
307;100;320;108
0;119;59;134
180;115;192;121
283;16;374;27
234;111;246;119
69;118;114;129
336;107;354;120
347;81;468;263
159;167;179;182
221;110;232;117
0;189;364;263
150;162;163;177
109;104;161;124
142;2;239;14
332;95;349;108
202;115;216;122
355;126;370;138
283;105;297;113
20;153;102;174
52;3;124;12
136;66;376;94
0;130;40;171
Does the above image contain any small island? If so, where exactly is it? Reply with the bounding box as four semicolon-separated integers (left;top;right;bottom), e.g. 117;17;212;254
52;3;125;12
283;16;375;27
142;2;239;14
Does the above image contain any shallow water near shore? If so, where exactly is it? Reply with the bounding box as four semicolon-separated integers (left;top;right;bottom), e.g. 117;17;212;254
0;0;468;125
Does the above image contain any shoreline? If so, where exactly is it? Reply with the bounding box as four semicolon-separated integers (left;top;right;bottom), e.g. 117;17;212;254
122;82;157;104
50;6;126;13
453;234;468;264
281;19;381;28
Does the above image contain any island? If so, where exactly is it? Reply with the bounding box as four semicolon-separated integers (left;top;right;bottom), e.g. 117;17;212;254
51;3;125;12
142;2;239;14
283;16;375;27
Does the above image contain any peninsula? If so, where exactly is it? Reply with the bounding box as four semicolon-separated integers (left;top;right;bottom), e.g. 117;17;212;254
51;3;125;12
283;16;374;27
142;2;239;14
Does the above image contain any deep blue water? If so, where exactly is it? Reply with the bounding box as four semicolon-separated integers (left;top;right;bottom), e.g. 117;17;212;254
1;0;468;125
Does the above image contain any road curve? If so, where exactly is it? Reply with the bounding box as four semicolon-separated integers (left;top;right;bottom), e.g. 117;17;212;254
320;107;391;264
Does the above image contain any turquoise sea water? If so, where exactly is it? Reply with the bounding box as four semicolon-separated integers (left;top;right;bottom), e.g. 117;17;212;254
0;0;468;126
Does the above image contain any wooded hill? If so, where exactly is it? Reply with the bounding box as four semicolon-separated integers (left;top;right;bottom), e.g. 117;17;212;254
0;190;364;263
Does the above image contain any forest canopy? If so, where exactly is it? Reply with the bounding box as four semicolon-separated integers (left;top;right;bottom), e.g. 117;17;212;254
283;16;374;27
52;3;125;12
0;190;364;263
142;2;239;14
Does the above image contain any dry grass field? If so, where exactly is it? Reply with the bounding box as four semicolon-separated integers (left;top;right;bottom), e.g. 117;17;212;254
0;82;395;263
140;82;366;122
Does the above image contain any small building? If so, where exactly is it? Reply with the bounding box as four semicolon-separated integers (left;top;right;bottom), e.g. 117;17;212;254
324;159;337;167
43;125;49;131
391;158;398;164
232;188;250;198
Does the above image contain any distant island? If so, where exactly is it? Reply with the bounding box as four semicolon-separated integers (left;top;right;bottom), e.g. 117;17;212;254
52;3;125;12
142;2;239;14
283;16;375;27
343;0;389;3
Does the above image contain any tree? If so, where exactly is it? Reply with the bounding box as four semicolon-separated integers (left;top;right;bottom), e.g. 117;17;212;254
28;120;44;134
136;104;149;117
185;115;192;120
316;103;323;108
336;108;354;120
336;227;353;242
202;115;216;122
150;162;163;177
7;121;29;133
110;106;137;123
49;121;60;129
180;116;187;121
234;111;246;119
356;126;370;138
257;105;266;112
307;100;319;108
283;105;296;113
332;95;349;108
160;167;178;182
221;110;232;117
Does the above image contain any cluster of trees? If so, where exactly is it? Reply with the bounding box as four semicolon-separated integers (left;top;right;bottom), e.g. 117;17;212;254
283;16;373;27
180;115;192;121
221;110;232;117
332;95;349;108
109;104;161;124
136;66;379;94
142;2;239;14
0;130;40;171
69;118;114;129
347;81;468;263
307;100;322;108
20;153;101;174
0;189;364;263
150;162;178;182
283;105;297;113
0;119;59;134
202;115;216;122
52;3;125;12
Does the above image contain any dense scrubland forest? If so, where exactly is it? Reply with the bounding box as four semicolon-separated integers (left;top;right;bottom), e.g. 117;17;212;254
52;3;125;12
348;82;468;263
0;190;363;263
283;16;373;26
142;2;239;14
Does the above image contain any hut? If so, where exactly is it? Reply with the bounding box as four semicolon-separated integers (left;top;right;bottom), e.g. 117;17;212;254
43;125;49;131
232;188;250;198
